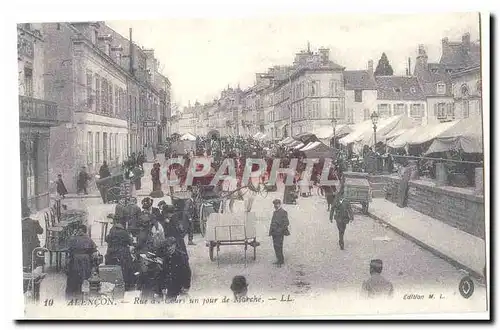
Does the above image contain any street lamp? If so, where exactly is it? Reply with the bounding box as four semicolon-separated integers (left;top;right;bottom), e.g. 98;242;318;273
370;111;379;148
331;117;337;149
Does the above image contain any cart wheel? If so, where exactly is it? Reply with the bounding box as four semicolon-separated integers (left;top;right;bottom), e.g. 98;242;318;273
362;202;369;214
209;245;215;261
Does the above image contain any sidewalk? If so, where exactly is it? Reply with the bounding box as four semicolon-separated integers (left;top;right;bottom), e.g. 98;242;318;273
360;199;486;279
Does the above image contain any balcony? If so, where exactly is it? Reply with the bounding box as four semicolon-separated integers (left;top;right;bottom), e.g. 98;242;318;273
19;95;58;127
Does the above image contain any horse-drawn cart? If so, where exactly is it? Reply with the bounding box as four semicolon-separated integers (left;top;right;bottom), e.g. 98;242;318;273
343;177;371;214
205;212;259;266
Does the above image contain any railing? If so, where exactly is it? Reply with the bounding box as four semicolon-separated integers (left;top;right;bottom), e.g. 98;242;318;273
19;95;58;124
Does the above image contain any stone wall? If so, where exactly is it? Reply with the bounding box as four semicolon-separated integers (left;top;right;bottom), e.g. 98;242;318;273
381;175;485;239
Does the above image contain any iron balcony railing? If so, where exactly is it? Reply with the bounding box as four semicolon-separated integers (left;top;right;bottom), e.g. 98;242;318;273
19;95;58;125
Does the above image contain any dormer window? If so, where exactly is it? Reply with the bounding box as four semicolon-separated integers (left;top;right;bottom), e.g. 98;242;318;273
410;87;416;94
461;84;469;98
436;82;446;95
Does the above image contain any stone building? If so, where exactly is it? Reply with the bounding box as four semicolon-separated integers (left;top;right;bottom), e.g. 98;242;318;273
343;60;378;124
375;76;426;125
42;22;170;192
18;23;59;211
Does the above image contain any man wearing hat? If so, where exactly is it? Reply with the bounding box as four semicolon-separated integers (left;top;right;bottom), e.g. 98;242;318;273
156;237;191;299
361;259;394;298
269;199;290;266
230;275;248;300
21;205;44;270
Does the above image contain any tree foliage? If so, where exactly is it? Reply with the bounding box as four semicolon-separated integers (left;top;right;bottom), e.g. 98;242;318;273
374;52;394;76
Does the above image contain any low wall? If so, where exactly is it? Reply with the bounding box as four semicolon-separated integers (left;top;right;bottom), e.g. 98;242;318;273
381;175;485;239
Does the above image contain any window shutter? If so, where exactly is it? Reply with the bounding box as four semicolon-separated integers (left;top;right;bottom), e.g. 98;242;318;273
433;103;437;116
420;105;425;117
404;104;408;116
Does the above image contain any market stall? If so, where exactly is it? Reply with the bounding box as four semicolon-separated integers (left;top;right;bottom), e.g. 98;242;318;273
425;117;483;155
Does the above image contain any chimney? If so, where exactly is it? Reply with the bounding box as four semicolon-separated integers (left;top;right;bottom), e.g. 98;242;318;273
129;28;134;74
462;33;471;52
442;37;450;56
408;58;411;76
367;60;374;75
416;44;428;67
318;48;330;63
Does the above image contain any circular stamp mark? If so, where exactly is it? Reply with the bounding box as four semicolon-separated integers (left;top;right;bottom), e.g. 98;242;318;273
458;276;475;299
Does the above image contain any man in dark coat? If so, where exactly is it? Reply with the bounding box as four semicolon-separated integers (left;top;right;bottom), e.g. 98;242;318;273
56;174;68;198
136;197;155;253
269;199;290;266
65;225;97;299
329;180;353;250
77;166;91;195
21;205;44;269
156;237;191;299
99;161;111;179
105;217;135;290
123;197;142;235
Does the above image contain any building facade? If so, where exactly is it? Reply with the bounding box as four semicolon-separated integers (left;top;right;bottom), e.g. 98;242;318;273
42;22;170;192
343;60;378;124
375;76;426;125
18;23;59;211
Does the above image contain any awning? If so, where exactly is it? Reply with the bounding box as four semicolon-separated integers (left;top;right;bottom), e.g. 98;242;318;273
253;132;263;139
387;120;459;149
302;143;336;159
288;140;302;148
279;137;295;145
293;142;305;149
180;133;196;141
425;117;483;154
277;123;287;131
300;141;321;151
339;115;415;147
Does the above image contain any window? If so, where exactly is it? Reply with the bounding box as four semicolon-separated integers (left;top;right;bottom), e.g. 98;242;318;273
86;70;93;109
310;80;319;96
95;132;100;163
462;100;469;118
461;84;469;98
115;133;119;161
87;132;93;165
393;103;406;116
108;84;113;114
330;100;343;119
114;87;119;115
95;75;101;112
354;90;362;102
393;87;401;93
476;80;481;95
436;82;446;95
363;108;370;121
329;80;340;96
312;101;320;118
436;103;447;118
103;132;108;163
24;67;33;97
410;104;424;118
378;104;390;117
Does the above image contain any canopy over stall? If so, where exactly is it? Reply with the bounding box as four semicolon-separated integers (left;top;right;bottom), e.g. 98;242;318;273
180;132;197;141
339;115;415;151
294;132;319;145
425;117;483;154
387;120;459;149
301;142;336;159
279;137;295;145
253;132;263;139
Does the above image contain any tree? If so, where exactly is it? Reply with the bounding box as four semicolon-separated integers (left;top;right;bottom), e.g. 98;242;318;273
374;52;394;76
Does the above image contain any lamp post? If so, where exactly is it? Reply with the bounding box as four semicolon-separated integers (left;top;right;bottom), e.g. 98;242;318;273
370;111;379;148
331;117;337;149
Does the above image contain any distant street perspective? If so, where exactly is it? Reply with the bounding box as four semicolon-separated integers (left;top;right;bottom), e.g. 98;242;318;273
18;14;487;318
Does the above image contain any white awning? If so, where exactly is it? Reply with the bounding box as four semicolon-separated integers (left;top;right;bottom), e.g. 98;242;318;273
293;142;305;149
300;141;321;151
180;133;196;141
253;132;263;139
387;120;459;149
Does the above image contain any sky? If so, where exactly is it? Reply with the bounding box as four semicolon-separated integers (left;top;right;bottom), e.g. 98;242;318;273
107;13;480;108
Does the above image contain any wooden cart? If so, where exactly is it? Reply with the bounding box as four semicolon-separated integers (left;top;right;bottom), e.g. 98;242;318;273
343;177;371;214
205;212;260;266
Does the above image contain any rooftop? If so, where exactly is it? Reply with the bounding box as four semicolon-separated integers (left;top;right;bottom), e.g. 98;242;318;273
344;70;377;90
375;76;425;101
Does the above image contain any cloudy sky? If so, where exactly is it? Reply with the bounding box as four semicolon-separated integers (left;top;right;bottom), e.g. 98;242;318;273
107;12;480;107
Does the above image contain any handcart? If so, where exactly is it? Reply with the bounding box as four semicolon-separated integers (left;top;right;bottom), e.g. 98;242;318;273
343;177;371;214
205;212;260;267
